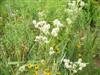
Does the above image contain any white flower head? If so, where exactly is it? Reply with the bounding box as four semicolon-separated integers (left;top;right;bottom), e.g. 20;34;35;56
63;58;88;73
41;24;50;34
68;1;76;8
73;70;77;73
80;1;85;7
66;9;73;14
63;59;70;63
63;59;72;69
78;58;82;63
75;58;87;71
53;19;63;27
51;27;59;37
34;21;50;34
79;67;82;70
50;47;54;51
42;36;49;43
32;20;37;25
64;63;72;69
35;21;46;29
18;65;26;72
49;47;55;55
72;63;77;69
66;18;72;25
38;11;44;17
79;63;87;68
35;35;49;44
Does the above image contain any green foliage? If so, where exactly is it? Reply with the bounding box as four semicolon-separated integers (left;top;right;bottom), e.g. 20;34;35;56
0;0;100;75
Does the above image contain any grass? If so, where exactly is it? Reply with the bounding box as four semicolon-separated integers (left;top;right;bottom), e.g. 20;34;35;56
0;0;100;75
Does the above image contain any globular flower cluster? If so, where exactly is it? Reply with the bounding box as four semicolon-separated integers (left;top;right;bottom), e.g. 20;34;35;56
16;63;34;75
33;20;50;35
33;19;63;44
67;0;85;15
51;19;63;37
18;64;26;72
49;47;55;55
53;19;63;27
51;27;60;37
63;58;87;73
35;35;49;44
33;20;50;44
66;0;85;24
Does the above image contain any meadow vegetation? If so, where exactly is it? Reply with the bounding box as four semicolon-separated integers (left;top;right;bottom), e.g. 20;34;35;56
0;0;100;75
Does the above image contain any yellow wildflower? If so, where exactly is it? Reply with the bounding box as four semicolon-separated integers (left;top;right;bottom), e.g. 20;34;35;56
43;69;51;75
76;42;81;48
34;64;39;71
34;71;38;75
47;71;51;75
54;47;60;53
26;63;33;69
43;70;47;75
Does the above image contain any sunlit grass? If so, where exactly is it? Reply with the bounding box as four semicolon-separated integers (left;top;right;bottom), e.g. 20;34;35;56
0;0;100;75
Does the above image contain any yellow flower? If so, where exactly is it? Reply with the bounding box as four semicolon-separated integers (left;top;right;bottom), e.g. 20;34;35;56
43;69;48;75
54;47;60;53
43;70;47;75
47;71;51;75
34;64;39;71
26;63;33;69
76;42;81;48
43;69;51;75
34;71;38;75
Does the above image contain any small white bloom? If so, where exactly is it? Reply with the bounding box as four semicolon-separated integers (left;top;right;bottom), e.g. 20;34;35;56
66;18;72;25
51;28;59;37
49;47;55;55
73;70;77;73
80;1;85;7
53;19;63;27
79;63;86;68
64;63;72;69
35;35;49;43
38;11;44;17
18;65;26;72
50;47;54;51
79;67;82;70
69;1;76;8
34;21;50;34
72;63;77;69
41;59;45;64
63;59;70;63
78;58;82;63
75;58;82;64
63;58;87;74
32;20;37;25
41;24;50;34
49;50;55;55
35;21;46;28
66;9;73;13
42;36;49;43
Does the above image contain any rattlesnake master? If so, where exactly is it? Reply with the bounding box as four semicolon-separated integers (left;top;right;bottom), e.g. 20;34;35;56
0;0;99;75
